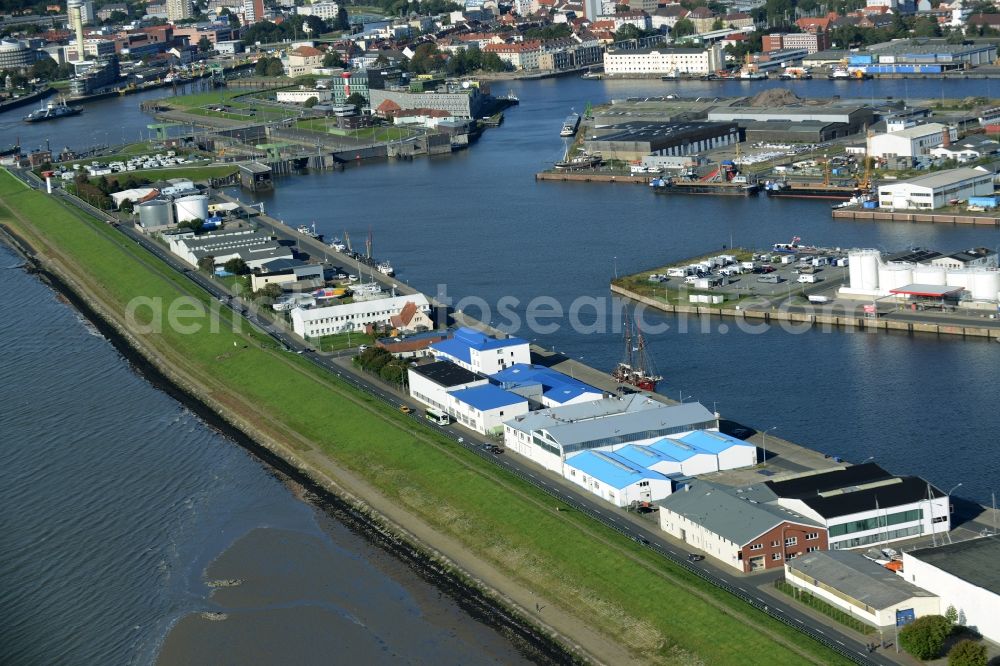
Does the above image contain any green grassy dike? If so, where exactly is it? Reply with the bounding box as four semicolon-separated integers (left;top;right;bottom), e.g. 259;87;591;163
0;170;852;666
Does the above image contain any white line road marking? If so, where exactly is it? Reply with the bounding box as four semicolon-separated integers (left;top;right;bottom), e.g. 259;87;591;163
836;640;845;646
795;618;804;624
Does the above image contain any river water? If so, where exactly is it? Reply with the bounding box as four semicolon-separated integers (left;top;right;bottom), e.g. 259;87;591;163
1;76;998;663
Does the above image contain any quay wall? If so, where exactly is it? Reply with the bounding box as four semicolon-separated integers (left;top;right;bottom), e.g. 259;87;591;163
833;208;1000;226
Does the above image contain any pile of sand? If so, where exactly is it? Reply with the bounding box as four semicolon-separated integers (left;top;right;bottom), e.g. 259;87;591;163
745;88;803;107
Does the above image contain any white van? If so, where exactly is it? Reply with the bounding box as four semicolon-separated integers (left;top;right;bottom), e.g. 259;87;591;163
797;274;818;283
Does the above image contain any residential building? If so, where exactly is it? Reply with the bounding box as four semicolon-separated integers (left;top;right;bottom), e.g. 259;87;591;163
490;363;603;409
902;537;1000;643
166;0;193;22
563;450;673;507
603;45;724;76
685;6;717;33
430;327;530;375
929;135;999;163
785;551;940;629
869;122;957;159
927;247;997;269
763;463;951;550
96;3;129;21
377;330;449;359
290;294;432;337
658;481;827;573
389;300;434;333
762;31;829;54
483;41;542;70
243;0;264;23
650;6;689;30
285;45;324;77
297;1;340;19
877;168;995;210
502;396;718;472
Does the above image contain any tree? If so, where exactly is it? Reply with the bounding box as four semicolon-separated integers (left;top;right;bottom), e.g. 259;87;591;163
899;615;952;661
322;51;344;67
948;640;987;666
913;16;942;37
614;23;643;41
303;96;319;108
265;58;284;77
945;605;958;627
221;7;240;29
119;198;134;213
198;36;213;53
223;257;249;275
197;255;216;273
345;92;367;109
407;42;441;74
672;18;696;38
712;17;724;30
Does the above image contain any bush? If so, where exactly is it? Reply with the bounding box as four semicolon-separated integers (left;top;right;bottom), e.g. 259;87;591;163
900;615;952;660
948;639;987;666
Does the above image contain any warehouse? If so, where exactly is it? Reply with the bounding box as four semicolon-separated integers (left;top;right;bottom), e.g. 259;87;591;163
739;120;851;143
877;168;994;210
563;450;674;508
707;104;874;134
902;537;1000;643
658;481;827;573
603;45;723;76
584;121;741;161
490;363;604;409
868;123;957;160
785;551;940;630
763;463;950;550
502;396;718;473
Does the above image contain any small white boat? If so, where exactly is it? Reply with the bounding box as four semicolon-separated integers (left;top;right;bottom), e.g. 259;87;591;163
377;261;395;276
329;238;346;251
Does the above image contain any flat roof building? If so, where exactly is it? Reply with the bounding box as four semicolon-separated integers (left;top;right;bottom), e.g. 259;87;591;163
877;167;994;210
707;104;875;134
490;363;604;409
430;327;531;375
445;383;529;435
902;537;1000;643
786;551;939;629
291;294;431;338
584;121;741;161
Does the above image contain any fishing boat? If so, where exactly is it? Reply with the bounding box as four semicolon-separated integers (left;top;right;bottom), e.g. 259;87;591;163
377;261;395;276
560;113;581;137
296;222;321;239
554;152;602;170
329;237;346;251
611;311;662;392
23;98;83;123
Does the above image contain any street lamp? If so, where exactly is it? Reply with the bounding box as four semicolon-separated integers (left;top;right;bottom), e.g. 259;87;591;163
761;426;778;465
679;392;692;403
946;482;962;542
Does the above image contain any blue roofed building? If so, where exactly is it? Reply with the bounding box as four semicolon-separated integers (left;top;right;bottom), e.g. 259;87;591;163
430;327;531;375
648;437;720;475
675;430;757;470
490;363;604;409
563;450;674;507
445;384;529;435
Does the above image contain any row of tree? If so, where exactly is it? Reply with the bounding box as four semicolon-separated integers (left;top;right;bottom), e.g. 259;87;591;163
354;346;409;386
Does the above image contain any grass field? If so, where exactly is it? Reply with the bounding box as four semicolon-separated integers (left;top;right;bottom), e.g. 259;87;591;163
0;169;853;666
293;119;416;142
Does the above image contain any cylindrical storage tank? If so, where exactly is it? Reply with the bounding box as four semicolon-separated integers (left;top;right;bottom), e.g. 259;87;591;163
174;194;209;223
848;252;863;289
878;262;914;292
912;264;947;286
946;270;972;290
136;199;172;228
970;269;1000;300
860;250;881;291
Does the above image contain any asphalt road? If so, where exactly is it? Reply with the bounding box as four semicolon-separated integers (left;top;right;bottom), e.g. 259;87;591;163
19;170;891;665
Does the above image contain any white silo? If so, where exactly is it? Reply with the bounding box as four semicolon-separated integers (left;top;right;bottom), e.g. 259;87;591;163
848;249;880;290
174;194;209;223
946;269;972;291
912;264;947;286
969;269;1000;301
878;262;914;292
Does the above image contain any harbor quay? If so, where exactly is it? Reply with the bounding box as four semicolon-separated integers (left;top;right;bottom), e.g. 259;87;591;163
612;243;1000;340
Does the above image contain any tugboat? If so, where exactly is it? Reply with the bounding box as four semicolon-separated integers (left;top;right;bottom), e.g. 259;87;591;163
23;98;83;123
611;310;662;392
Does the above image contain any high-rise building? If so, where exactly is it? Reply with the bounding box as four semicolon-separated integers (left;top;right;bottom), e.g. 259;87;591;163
166;0;193;22
243;0;264;24
66;0;86;62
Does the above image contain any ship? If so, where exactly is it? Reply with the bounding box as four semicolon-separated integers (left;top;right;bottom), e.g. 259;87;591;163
0;142;20;157
560;113;581;137
554;152;602;170
377;261;395;276
23;98;83;123
296;222;322;239
329;237;347;251
764;179;860;200
612;311;662;392
828;66;871;80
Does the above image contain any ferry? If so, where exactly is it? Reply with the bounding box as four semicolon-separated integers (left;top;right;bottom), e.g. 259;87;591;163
560;113;580;137
24;98;83;123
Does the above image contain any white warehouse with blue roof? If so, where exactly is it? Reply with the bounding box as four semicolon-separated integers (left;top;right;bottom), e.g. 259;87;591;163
491;363;604;409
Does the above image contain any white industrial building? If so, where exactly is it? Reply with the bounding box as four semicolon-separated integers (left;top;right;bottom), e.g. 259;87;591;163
563;450;674;508
276;88;333;104
430;327;531;375
291;294;431;338
785;551;940;630
868;123;957;159
902;537;1000;643
502;396;718;473
167;228;286;268
839;247;1000;302
445;384;529;435
876;167;994;210
603;45;723;76
490;364;604;409
408;360;487;414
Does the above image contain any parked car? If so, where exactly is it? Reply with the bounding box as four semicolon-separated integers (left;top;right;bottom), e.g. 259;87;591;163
399;405;413;414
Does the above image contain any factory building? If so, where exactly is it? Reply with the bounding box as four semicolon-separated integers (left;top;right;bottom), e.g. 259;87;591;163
502;396;718;472
902;538;1000;643
876;167;994;210
291;294;431;337
785;551;940;630
584;121;741;161
603;45;724;76
658;481;827;573
707;104;875;135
